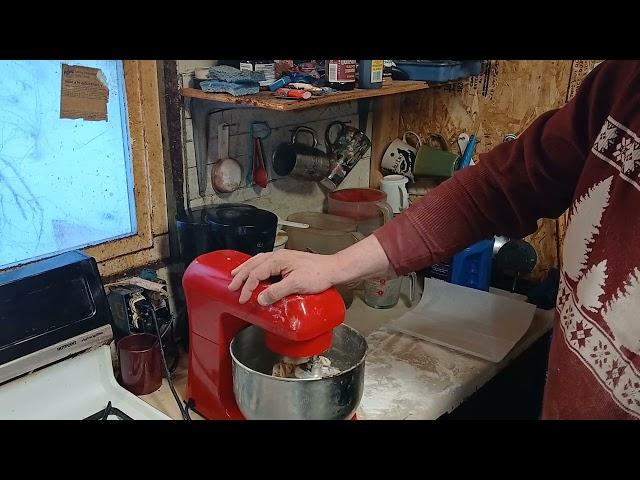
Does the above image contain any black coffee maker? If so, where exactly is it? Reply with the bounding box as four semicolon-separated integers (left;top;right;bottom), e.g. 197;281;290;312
176;204;277;266
175;203;278;350
205;204;278;255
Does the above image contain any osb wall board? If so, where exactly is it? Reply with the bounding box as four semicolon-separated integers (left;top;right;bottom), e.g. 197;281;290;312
398;60;599;281
399;61;573;157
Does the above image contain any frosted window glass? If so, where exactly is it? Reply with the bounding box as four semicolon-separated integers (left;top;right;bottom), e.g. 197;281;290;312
0;60;136;270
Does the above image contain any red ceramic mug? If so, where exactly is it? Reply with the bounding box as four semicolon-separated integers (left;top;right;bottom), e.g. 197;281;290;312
117;333;162;396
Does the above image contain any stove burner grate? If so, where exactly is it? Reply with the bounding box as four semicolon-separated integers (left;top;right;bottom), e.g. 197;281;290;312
84;401;134;420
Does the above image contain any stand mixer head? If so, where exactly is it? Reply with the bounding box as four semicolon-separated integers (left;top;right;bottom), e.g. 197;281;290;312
183;249;365;420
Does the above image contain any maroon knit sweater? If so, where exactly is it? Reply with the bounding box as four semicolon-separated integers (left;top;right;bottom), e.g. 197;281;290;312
374;60;640;419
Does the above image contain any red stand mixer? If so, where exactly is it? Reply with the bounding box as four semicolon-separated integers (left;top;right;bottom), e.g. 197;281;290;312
183;249;365;420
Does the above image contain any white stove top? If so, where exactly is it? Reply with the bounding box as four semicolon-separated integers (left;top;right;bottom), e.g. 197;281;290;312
0;345;171;420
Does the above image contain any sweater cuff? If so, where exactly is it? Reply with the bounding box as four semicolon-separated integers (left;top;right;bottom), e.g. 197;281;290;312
373;213;435;275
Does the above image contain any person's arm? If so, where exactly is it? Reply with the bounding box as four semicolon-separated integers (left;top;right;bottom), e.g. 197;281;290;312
375;60;633;274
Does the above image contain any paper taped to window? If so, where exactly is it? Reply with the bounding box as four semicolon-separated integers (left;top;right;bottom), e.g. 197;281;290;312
60;64;109;121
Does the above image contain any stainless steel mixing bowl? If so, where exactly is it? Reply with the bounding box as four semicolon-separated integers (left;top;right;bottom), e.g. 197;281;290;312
230;324;367;420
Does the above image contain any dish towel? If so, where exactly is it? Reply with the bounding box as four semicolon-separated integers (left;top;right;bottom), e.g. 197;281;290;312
199;80;260;96
208;65;264;83
199;65;264;96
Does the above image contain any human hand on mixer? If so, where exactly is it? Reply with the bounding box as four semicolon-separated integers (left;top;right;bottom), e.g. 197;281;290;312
228;234;392;306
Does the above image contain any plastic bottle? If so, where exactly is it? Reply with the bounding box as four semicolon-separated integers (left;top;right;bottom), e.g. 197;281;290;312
275;88;311;100
358;60;384;89
326;60;357;91
269;76;291;92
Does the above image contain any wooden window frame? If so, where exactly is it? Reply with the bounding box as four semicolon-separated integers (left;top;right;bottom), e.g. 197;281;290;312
83;60;168;277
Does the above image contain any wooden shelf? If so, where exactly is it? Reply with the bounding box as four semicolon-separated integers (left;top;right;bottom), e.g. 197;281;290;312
179;80;431;111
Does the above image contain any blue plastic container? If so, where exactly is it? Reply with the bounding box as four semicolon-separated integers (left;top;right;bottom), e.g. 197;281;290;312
450;239;495;291
394;60;483;83
394;61;460;82
462;60;483;76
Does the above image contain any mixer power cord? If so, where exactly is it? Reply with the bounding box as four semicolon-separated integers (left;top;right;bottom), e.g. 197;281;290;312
143;304;191;421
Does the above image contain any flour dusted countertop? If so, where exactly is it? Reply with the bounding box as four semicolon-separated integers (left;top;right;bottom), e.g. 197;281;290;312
139;286;554;420
344;288;554;420
359;329;487;420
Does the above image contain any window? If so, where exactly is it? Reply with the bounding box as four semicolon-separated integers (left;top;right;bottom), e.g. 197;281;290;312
0;60;137;270
0;60;168;275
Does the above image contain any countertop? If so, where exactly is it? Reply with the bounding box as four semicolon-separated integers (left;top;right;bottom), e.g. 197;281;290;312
139;286;554;420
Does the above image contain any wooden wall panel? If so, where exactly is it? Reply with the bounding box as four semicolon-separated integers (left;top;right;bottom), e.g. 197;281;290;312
399;61;573;156
370;95;402;188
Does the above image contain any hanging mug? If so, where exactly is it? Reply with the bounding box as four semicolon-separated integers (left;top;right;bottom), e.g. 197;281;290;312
380;132;422;181
272;126;333;181
324;121;371;165
322;121;372;190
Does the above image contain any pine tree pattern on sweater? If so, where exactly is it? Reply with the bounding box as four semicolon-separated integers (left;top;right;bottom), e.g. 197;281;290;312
555;115;640;418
